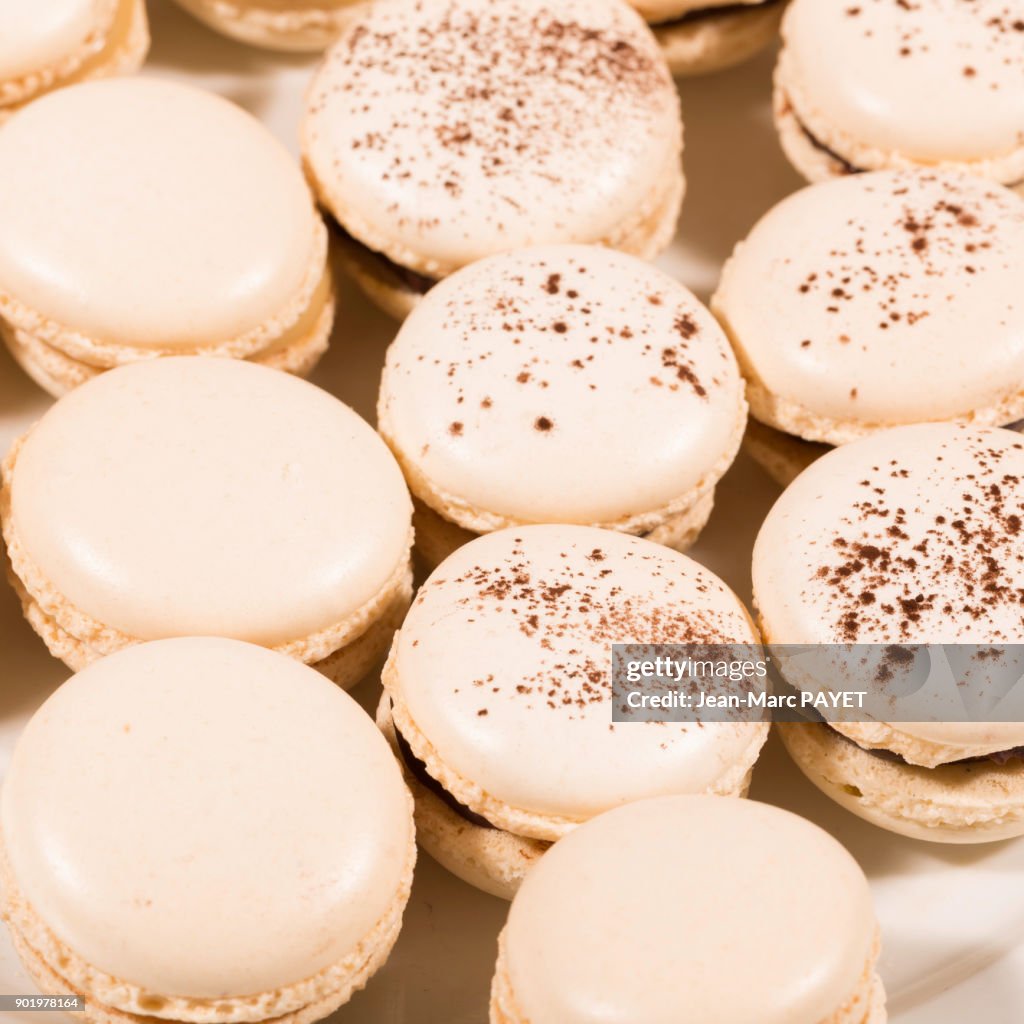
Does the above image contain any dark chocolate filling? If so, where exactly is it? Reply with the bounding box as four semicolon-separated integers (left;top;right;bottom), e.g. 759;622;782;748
792;111;1024;189
653;0;782;29
393;721;498;830
828;724;1024;768
329;220;437;296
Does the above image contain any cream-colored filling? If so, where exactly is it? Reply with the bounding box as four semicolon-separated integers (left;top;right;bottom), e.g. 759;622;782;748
0;829;415;1024
1;437;413;676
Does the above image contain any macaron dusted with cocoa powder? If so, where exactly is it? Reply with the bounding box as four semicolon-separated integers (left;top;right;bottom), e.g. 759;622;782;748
0;0;148;121
491;796;885;1024
301;0;684;320
774;0;1024;192
631;0;786;76
0;77;334;396
0;358;413;689
378;245;746;569
1;638;415;1024
377;525;769;899
755;424;1024;842
713;169;1024;486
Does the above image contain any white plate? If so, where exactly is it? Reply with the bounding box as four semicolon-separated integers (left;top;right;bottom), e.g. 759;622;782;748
1;3;1022;1020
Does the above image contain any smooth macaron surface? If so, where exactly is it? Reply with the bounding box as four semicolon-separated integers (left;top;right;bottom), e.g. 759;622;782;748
379;246;745;526
779;0;1024;166
302;0;681;278
6;358;411;646
753;424;1024;757
388;526;764;829
0;637;413;998
714;171;1024;439
0;0;103;80
499;796;877;1024
0;77;320;348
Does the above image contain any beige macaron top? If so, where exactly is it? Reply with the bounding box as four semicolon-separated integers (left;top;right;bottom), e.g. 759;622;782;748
501;795;877;1024
779;0;1024;166
379;246;745;529
0;0;107;80
302;0;681;279
0;77;321;350
386;525;766;839
753;423;1024;759
6;358;411;647
713;171;1024;442
1;638;413;999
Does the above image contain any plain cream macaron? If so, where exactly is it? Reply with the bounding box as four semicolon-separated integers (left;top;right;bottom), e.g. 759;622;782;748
0;637;416;1024
301;0;684;320
754;424;1024;842
0;357;413;689
631;0;786;76
172;0;358;51
774;0;1024;192
378;245;747;569
377;525;769;900
491;795;885;1024
0;77;334;397
713;170;1024;486
0;0;148;121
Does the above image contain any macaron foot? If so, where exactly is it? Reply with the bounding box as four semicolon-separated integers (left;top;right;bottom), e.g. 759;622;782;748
779;722;1024;844
656;0;786;78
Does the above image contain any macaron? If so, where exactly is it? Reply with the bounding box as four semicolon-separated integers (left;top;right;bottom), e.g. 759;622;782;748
301;0;684;320
774;0;1024;192
754;423;1024;842
0;637;415;1023
0;0;148;121
712;170;1024;486
632;0;786;76
377;524;769;899
172;0;356;51
0;77;334;397
378;245;746;569
490;795;885;1024
0;357;413;688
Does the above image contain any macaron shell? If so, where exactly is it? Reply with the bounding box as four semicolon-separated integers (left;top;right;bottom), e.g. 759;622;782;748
389;525;767;832
714;171;1024;439
0;638;414;998
0;78;319;348
302;0;682;277
779;0;1024;165
655;1;784;77
753;424;1024;752
172;0;361;52
0;0;104;80
379;246;745;527
7;358;412;646
500;796;879;1024
780;722;1024;843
